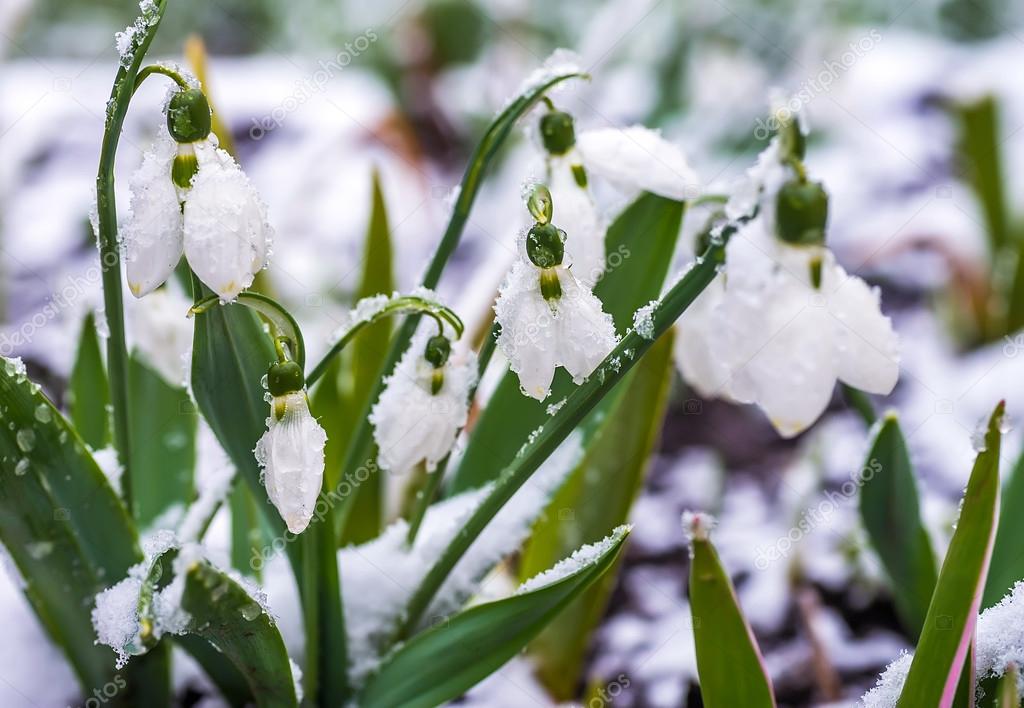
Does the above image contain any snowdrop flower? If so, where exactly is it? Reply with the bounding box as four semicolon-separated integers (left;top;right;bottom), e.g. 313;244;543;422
127;286;193;386
536;106;700;285
674;119;899;437
494;200;618;400
254;360;326;534
370;330;477;477
122;87;271;301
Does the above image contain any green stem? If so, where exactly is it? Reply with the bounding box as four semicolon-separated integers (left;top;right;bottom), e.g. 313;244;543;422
397;242;724;638
190;291;307;369
133;63;191;94
94;0;169;513
841;384;877;426
306;295;463;386
333;70;585;543
405;323;499;546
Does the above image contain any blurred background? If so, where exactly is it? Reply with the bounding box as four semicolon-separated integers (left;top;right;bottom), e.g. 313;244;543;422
4;0;1024;705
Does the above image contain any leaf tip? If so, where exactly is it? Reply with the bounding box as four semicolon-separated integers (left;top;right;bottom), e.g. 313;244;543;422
681;510;716;545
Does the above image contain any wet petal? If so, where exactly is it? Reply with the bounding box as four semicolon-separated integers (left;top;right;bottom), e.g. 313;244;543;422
576;126;699;200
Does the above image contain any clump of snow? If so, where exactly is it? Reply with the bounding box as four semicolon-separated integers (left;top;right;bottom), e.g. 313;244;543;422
976;581;1024;689
632;299;659;340
681;510;716;544
859;651;913;708
91;447;124;496
340;431;584;686
114;0;161;69
329;287;443;345
517;525;630;594
2;356;27;380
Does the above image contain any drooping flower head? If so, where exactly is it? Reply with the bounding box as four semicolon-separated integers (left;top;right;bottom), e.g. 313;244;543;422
495;185;618;400
254;359;326;534
121;81;271;301
370;327;477;478
534;104;701;286
674;108;900;437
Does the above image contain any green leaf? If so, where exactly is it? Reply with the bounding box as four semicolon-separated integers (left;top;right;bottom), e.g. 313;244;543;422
898;401;1005;707
180;559;299;708
521;331;675;698
952;97;1010;259
229;482;265;578
175;634;253;708
688;519;776;708
858;413;938;636
359;527;630;708
127;353;196;528
0;357;170;700
68;312;110;449
339;169;394;544
449;193;684;493
985;445;1024;608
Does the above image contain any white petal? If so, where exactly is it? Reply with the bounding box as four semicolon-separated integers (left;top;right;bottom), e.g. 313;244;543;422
127;287;193;387
183;143;272;301
825;264;900;395
737;288;838;437
255;392;326;534
576;126;699;200
547;152;606;286
122;133;183;297
370;331;476;476
495;260;559;399
673;273;733;398
555;270;619;383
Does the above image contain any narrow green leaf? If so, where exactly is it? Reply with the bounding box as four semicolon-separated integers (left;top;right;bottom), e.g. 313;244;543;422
0;358;170;699
984;447;1024;608
68;312;110;449
127;353;196;528
953;97;1009;259
522;332;675;697
688;517;776;708
359;527;630;708
858;413;938;636
175;634;252;708
341;169;394;544
898;401;1005;707
180;559;298;708
449;193;684;493
229;482;265;579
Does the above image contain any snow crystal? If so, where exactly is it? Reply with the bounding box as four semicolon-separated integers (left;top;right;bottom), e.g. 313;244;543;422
92;447;124;495
114;0;161;68
517;525;630;594
859;652;912;708
632;299;659;340
680;510;716;544
545;397;566;416
340;431;584;686
2;356;26;380
330;288;444;345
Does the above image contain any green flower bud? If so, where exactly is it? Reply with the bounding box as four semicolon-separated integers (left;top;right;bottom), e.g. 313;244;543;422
267;360;304;397
539;110;576;155
527;185;554;225
775;179;828;246
526;223;565;269
166;88;212;144
171;143;198;190
423;335;451;368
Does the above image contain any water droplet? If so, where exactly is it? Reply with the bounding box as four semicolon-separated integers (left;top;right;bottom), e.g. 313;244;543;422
14;459;29;476
240;602;262;621
34;404;52;424
16;429;36;453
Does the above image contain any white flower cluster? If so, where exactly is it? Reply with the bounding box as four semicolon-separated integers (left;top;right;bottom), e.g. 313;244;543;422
122;129;272;302
674;132;899;437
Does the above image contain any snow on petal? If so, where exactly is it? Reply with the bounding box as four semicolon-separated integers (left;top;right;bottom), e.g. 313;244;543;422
494;259;560;400
370;330;477;478
122;131;183;298
547;151;606;286
254;391;326;534
576;126;700;201
554;269;619;384
183;141;272;301
824;264;900;395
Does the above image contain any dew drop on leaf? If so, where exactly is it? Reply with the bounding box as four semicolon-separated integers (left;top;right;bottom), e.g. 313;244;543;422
34;404;52;423
16;429;36;453
14;459;29;476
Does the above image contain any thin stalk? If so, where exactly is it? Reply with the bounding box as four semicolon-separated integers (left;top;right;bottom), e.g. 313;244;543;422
841;384;877;426
405;323;499;546
333;70;585;543
94;0;170;512
397;245;723;637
